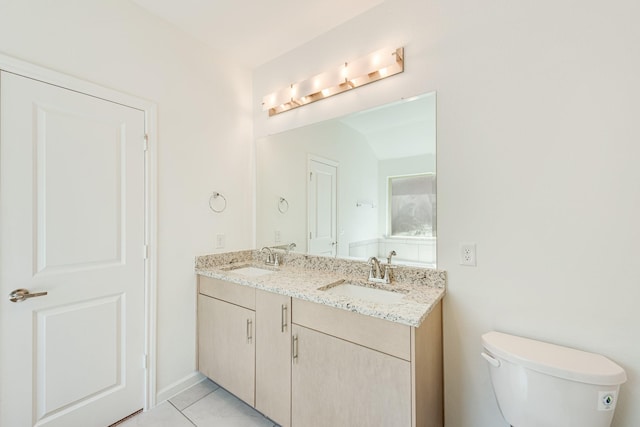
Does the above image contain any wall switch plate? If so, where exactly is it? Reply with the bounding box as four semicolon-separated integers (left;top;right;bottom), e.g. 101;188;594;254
216;234;225;249
460;243;476;266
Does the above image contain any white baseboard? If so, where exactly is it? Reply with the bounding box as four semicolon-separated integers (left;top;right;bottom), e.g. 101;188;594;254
155;371;207;404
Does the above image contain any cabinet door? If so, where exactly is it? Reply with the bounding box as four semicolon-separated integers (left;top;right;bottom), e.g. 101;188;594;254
255;290;291;427
291;325;411;427
198;294;255;405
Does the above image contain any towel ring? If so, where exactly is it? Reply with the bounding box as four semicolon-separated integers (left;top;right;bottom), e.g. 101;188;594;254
278;197;289;213
209;192;227;213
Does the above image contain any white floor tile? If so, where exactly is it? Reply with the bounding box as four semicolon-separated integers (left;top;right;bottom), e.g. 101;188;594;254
170;379;220;410
117;402;194;427
182;388;275;427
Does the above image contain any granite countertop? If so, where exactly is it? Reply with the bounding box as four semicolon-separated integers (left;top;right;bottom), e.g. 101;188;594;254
195;250;446;328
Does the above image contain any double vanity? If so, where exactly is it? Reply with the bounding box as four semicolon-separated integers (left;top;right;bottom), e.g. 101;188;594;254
195;249;446;427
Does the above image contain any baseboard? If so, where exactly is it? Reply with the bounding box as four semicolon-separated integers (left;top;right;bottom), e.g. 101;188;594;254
156;371;206;404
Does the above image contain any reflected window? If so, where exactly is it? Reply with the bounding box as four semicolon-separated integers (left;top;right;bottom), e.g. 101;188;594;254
389;174;436;237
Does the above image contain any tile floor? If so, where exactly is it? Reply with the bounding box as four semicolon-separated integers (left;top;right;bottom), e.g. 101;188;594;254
119;379;278;427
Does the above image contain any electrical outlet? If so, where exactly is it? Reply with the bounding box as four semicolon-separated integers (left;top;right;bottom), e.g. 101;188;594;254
274;230;281;243
216;234;225;249
460;243;476;266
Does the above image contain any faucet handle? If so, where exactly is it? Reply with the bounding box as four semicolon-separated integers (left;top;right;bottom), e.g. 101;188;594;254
383;264;397;284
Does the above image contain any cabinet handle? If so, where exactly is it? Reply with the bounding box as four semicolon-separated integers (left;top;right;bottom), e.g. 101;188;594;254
281;304;288;333
246;319;253;343
292;334;298;362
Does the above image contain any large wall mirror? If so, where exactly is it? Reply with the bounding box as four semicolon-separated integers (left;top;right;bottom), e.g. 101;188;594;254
256;92;436;268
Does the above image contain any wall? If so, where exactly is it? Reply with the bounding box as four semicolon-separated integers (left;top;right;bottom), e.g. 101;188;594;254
0;0;253;400
253;0;640;425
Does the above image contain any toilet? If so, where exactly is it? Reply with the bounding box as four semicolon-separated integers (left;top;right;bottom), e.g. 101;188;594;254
481;331;627;427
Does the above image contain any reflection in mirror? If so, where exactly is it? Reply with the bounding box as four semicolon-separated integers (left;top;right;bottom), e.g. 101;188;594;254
256;92;436;268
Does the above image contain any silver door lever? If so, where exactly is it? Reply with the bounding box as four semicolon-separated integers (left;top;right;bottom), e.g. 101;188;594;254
9;288;48;303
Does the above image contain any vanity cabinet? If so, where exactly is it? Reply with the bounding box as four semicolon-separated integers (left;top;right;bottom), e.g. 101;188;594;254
291;298;443;427
197;274;443;427
197;276;256;406
255;290;291;427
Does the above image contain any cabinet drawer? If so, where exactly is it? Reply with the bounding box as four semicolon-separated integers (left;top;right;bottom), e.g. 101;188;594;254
199;275;255;310
292;298;411;361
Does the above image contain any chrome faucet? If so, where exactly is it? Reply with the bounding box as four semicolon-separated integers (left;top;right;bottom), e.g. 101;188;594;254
387;250;397;265
260;247;279;266
368;254;395;284
367;256;381;278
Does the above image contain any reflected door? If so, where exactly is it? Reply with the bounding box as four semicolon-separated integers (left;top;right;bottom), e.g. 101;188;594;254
307;157;337;256
0;72;146;427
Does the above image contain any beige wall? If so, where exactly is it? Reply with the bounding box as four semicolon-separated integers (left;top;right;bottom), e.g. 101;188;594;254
253;0;640;425
0;0;253;399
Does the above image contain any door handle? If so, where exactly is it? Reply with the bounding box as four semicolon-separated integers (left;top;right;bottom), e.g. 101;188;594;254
9;288;48;303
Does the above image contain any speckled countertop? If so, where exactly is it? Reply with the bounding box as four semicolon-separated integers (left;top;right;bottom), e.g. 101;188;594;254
195;249;446;327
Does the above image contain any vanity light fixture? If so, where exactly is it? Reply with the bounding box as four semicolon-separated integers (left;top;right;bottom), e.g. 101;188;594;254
262;47;404;116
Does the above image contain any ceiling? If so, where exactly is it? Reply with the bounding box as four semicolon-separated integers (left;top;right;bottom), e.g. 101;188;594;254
338;93;437;160
130;0;384;68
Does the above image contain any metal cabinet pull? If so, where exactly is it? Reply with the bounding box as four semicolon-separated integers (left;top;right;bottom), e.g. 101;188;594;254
281;304;288;333
292;335;298;362
246;319;253;343
9;288;48;303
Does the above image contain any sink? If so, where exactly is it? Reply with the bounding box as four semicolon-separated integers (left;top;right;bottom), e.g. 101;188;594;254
319;280;406;304
222;265;277;277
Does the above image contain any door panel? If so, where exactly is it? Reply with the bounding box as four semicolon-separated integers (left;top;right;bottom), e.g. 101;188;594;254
0;71;146;427
35;104;125;272
36;295;124;419
308;158;337;256
315;171;333;237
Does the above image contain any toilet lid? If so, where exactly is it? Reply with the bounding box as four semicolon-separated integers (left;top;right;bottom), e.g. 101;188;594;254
482;331;627;386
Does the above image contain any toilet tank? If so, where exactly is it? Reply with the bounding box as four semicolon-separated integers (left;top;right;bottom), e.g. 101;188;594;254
481;331;627;427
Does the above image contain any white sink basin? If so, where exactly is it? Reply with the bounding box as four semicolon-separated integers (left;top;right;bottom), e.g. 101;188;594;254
228;266;277;277
321;282;406;304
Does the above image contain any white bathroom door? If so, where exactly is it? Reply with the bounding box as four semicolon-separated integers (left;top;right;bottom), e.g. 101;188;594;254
307;157;337;256
0;71;146;427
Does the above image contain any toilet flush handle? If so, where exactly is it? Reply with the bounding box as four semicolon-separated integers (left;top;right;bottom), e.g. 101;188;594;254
481;352;501;368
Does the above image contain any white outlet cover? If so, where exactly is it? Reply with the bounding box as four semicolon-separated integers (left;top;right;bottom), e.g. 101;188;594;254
460;243;476;266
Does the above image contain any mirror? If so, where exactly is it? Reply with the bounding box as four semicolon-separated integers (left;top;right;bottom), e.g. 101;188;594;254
256;92;436;267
